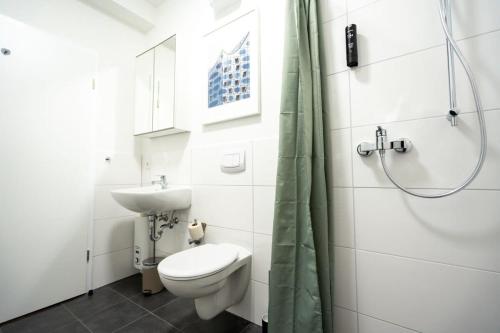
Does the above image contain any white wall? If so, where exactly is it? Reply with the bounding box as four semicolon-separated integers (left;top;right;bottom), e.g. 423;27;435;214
0;0;145;289
320;0;500;332
139;0;286;325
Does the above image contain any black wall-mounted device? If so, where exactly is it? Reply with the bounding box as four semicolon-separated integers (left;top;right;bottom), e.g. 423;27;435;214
345;24;358;67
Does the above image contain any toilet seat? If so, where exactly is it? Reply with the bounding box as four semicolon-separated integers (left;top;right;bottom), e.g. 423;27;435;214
158;243;238;280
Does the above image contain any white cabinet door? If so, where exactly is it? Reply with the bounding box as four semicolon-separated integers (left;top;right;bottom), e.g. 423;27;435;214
152;38;176;131
134;49;154;135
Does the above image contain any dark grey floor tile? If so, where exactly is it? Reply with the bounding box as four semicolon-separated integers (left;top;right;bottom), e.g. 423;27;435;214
153;297;200;330
183;311;250;333
52;320;90;333
240;323;262;333
64;287;126;321
82;300;147;333
129;289;177;311
115;315;179;333
108;274;143;298
1;305;75;333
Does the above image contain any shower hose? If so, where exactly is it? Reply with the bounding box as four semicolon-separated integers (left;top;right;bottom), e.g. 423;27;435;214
379;0;488;198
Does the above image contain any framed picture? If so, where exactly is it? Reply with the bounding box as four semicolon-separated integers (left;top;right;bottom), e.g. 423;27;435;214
203;10;260;125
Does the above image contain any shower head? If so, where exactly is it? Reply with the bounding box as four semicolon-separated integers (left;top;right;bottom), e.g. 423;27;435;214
1;48;11;56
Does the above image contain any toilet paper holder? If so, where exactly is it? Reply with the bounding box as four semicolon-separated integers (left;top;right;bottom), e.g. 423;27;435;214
188;220;207;245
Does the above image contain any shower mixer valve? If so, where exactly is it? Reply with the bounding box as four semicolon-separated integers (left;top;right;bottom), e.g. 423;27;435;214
357;126;412;156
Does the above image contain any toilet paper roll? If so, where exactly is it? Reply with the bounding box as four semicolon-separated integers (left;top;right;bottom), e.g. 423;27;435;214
188;221;205;241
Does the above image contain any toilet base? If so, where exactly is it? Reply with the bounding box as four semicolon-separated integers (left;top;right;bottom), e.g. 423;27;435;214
194;262;251;319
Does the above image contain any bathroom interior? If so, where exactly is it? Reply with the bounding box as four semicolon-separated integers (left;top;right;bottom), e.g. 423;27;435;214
0;0;499;332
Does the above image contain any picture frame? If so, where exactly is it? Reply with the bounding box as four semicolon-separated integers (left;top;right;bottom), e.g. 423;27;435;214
203;10;260;125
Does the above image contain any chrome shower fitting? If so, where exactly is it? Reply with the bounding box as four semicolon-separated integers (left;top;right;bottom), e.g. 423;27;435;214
357;126;412;157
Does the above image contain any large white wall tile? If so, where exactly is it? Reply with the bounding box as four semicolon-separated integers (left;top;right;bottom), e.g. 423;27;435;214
325;71;350;130
322;15;348;75
253;233;272;284
93;216;134;256
333;246;357;311
349;0;444;66
357;251;500;333
320;0;347;23
330;187;355;248
355;188;500;272
330;128;353;187
253;138;278;186
191;142;253;185
253;186;275;235
94;185;138;220
252;280;269;325
456;31;500;113
350;45;448;126
92;248;137;289
190;185;253;232
95;152;141;186
203;225;253;252
150;149;191;185
347;0;378;12
451;0;500;40
352;111;500;190
156;221;191;255
333;306;358;333
359;315;418;333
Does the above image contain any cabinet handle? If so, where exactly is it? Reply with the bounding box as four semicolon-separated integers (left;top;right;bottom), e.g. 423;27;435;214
156;80;160;108
149;75;152;91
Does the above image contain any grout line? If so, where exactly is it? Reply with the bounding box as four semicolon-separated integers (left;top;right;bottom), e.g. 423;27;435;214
93;247;133;258
62;304;94;333
111;312;150;333
345;28;361;333
356;249;500;276
107;284;182;331
357;312;422;333
324;26;500;75
347;108;500;130
335;186;500;192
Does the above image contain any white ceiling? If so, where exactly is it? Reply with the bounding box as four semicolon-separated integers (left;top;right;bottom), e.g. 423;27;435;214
145;0;167;7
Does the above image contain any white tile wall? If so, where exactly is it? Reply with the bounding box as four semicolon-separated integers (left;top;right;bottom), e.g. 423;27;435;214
92;247;138;289
357;251;500;333
330;187;355;248
333;246;357;311
252;233;272;284
93;216;135;256
190;185;253;232
358;315;419;333
253;138;279;186
333;306;358;333
253;186;275;235
323;0;500;331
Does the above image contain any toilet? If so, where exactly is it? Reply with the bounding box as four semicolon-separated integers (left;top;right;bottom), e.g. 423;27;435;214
158;243;252;320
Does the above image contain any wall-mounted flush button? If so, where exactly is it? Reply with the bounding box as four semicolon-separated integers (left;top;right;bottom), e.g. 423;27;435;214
221;149;245;173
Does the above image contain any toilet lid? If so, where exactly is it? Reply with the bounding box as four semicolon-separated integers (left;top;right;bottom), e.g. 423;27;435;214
158;244;238;279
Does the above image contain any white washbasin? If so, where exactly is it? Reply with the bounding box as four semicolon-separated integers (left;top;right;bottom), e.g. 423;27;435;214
111;185;191;214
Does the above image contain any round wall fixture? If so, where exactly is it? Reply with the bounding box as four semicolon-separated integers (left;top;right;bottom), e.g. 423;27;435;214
1;48;11;56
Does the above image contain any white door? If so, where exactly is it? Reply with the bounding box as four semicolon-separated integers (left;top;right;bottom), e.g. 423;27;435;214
134;49;154;135
0;15;96;323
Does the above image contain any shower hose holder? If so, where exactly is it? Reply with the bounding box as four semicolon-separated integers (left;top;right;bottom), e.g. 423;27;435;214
357;126;412;157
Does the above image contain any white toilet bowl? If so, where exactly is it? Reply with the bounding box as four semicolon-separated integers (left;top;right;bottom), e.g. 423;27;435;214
158;243;252;320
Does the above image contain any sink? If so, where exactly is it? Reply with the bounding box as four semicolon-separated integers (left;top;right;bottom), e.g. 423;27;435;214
111;185;191;214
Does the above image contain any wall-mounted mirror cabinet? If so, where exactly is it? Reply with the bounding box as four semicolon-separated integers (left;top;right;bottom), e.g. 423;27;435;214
134;35;189;137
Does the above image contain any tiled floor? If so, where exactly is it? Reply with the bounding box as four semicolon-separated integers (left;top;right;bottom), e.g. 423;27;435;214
0;274;261;333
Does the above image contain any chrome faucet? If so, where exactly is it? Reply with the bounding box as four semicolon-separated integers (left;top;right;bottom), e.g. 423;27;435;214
152;175;168;189
357;126;412;156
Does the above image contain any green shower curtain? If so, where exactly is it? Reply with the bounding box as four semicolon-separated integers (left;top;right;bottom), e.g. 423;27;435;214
268;0;333;332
